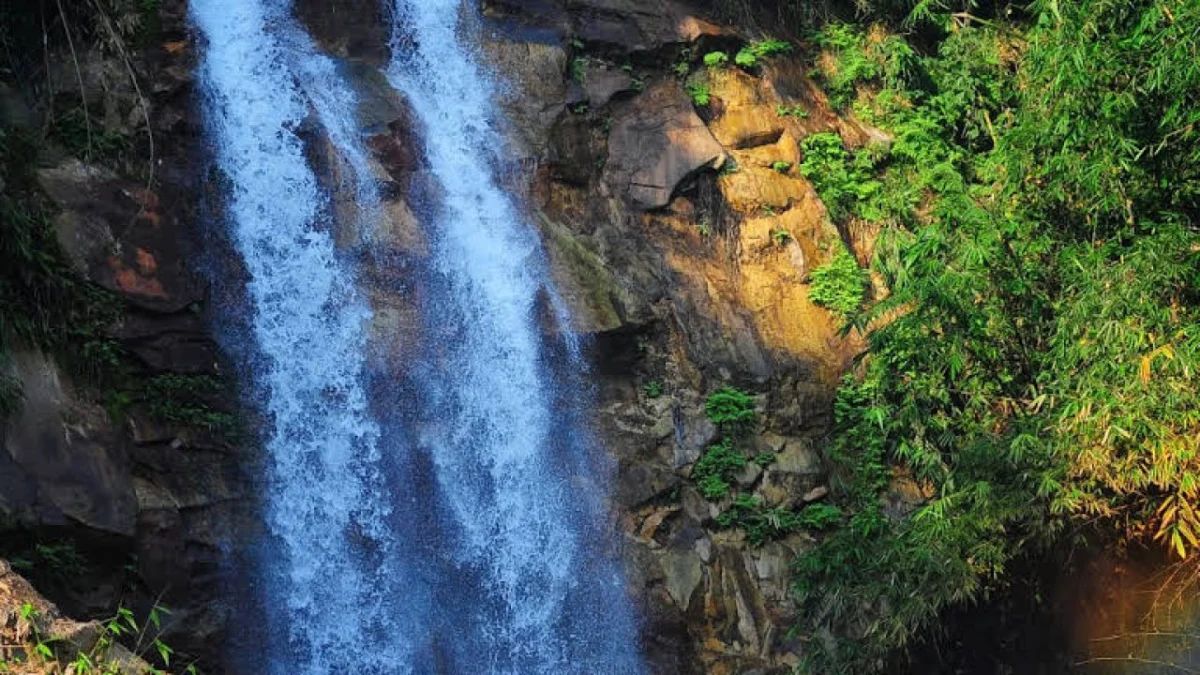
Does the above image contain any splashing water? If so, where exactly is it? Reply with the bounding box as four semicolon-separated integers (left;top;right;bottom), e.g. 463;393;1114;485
192;0;644;671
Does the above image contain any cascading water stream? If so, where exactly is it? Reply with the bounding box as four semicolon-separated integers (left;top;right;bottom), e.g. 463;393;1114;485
383;1;644;672
190;2;416;672
192;0;644;671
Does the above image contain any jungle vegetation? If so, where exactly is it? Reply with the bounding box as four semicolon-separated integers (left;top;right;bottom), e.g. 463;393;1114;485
718;0;1200;670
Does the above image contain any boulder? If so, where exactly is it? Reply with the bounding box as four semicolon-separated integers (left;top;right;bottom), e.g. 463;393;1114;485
480;39;569;157
605;82;724;209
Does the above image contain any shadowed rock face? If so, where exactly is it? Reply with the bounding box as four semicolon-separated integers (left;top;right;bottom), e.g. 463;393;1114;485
295;0;391;63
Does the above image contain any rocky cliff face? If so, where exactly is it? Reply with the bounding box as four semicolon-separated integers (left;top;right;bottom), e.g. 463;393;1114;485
2;0;871;671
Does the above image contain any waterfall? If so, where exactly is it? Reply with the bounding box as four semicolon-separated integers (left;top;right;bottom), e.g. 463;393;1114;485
191;0;644;672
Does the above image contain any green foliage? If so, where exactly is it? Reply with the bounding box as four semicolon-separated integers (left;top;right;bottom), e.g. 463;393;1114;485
775;104;808;118
735;39;793;70
769;160;791;174
792;4;1200;672
704;386;757;430
810;23;916;110
693;438;747;500
754;452;775;468
808;246;867;321
570;57;587;83
142;375;238;437
643;380;663;398
6;600;195;674
798;132;883;223
673;47;694;79
0;128;124;384
47;107;130;165
771;228;791;246
685;83;711;107
717;495;842;545
703;51;729;68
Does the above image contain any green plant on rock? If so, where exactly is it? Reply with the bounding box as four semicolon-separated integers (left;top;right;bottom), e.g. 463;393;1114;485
770;160;792;174
771;228;791;245
798;132;883;223
717;495;842;545
776;104;808;118
685;83;711;107
570;57;587;83
704;386;757;430
643;380;663;398
735;39;792;70
673;47;694;78
693;438;747;500
142;375;238;438
703;51;729;68
808;246;867;322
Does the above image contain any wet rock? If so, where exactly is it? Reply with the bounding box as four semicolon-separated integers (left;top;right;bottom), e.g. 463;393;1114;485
604;82;724;209
37;159;202;313
547;113;600;185
294;0;390;63
480;39;569;157
114;311;220;375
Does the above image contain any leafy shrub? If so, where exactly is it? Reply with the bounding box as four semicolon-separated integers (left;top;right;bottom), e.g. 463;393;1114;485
735;39;793;69
776;104;808;118
685;83;711;107
717;495;843;545
703;51;729;67
808;246;867;321
692;438;747;500
811;23;916;110
704;386;757;429
798;132;883;223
